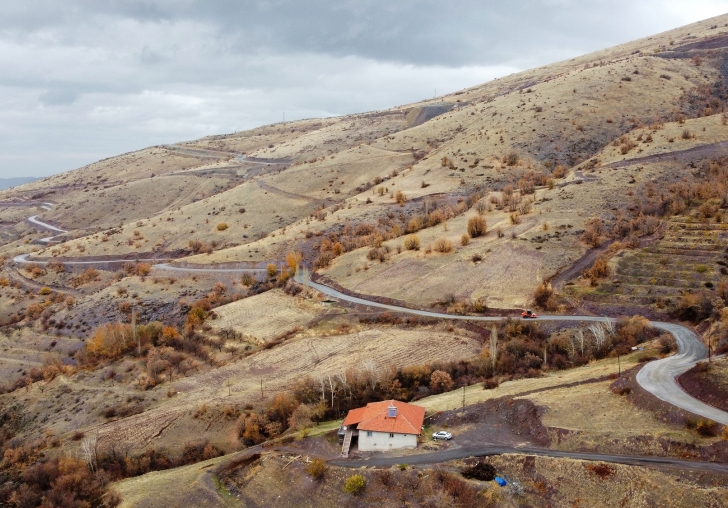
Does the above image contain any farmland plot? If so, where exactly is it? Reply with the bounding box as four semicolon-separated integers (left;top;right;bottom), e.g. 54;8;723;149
92;327;480;451
213;289;323;343
175;327;481;398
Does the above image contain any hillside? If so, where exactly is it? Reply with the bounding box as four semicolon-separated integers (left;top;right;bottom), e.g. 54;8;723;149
2;13;728;508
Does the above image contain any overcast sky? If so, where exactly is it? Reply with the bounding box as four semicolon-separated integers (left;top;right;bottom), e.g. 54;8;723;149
1;1;728;179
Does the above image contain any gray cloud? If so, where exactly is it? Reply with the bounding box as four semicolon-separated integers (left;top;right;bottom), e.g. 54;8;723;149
0;1;727;178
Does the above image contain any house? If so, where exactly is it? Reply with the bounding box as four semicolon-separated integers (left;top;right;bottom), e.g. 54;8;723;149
340;400;425;454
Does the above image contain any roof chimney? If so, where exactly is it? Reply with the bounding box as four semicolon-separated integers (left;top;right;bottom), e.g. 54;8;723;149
387;405;397;418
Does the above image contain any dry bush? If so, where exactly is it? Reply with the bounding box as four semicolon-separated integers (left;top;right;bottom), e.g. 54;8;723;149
552;165;567;178
510;213;521;225
682;129;693;140
241;273;255;286
343;474;366;495
585;463;616;479
305;458;327;480
434;238;454;253
581;217;606;247
395;190;406;205
217;223;229;231
461;234;470;246
404;235;420;251
533;283;554;309
467;216;487;238
86;323;134;360
503;151;519;166
583;256;610;285
430;370;455;393
266;264;277;278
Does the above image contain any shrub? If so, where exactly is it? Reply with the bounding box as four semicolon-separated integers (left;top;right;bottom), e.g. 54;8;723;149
584;256;609;285
682;129;693;140
533;283;554;309
241;273;255;286
585;463;616;479
404;235;420;251
430;370;455;393
266;264;277;278
434;238;454;253
38;286;52;295
503;151;519;166
306;458;327;480
461;462;496;481
395;190;406;205
467;216;487;238
696;419;720;437
217;223;229;231
461;234;470;246
552;165;567;178
343;474;366;494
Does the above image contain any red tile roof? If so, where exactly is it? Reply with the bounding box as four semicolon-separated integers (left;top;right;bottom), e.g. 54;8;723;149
342;407;366;426
344;400;425;435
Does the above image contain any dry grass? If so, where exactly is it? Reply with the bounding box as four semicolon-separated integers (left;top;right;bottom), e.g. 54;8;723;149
212;289;323;344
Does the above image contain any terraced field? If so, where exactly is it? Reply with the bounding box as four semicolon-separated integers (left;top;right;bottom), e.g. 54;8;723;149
212;289;325;343
576;218;728;308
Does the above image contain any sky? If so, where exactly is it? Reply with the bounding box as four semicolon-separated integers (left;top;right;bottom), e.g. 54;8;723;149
1;1;728;179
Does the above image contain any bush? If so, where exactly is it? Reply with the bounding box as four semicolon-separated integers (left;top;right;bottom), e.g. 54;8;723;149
306;458;327;480
430;370;455;393
38;286;52;295
395;190;406;205
404;235;420;251
433;238;454;253
266;264;277;278
343;474;366;494
696;419;720;437
467;216;487;238
503;151;519;166
461;234;470;246
533;283;554;309
461;462;496;481
217;223;229;231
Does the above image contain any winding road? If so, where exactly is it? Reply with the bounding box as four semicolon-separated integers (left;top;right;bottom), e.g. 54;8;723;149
293;270;728;425
9;209;728;425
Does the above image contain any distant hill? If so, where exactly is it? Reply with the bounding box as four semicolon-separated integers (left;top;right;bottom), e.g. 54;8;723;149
0;177;36;190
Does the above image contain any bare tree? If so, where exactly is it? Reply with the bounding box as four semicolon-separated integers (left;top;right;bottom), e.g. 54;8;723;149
588;323;606;350
326;375;337;408
336;371;351;404
362;360;379;391
575;328;585;355
604;319;615;337
490;324;498;372
81;435;98;473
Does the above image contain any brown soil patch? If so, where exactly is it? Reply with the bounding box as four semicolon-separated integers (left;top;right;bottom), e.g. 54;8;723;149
678;358;728;412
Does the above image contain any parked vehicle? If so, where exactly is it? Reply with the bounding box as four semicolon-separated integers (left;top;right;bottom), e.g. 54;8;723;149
521;309;538;319
432;431;452;440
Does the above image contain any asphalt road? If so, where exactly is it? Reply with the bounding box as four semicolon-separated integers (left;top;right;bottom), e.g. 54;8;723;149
330;445;728;473
294;270;728;425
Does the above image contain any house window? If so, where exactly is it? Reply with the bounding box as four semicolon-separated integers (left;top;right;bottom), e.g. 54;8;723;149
367;431;373;437
389;433;394;438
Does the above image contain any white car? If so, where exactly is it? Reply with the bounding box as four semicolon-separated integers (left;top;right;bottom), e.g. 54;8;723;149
432;431;452;440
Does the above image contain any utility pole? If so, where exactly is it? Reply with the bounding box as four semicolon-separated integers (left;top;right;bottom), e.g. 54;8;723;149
617;354;621;378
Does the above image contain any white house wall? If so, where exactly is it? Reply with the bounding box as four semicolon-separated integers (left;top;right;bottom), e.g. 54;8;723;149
358;431;417;451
